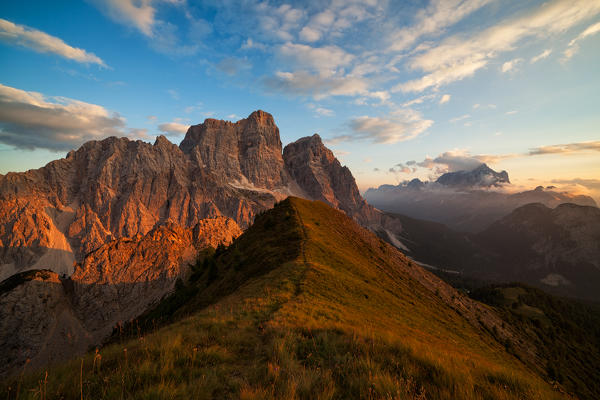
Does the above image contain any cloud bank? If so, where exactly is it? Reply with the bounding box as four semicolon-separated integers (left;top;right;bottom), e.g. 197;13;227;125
0;83;125;151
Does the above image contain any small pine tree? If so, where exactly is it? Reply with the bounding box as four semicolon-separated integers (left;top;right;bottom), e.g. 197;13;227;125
206;257;219;284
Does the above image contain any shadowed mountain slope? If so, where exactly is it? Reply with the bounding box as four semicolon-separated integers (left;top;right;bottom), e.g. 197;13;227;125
378;202;600;302
3;198;567;400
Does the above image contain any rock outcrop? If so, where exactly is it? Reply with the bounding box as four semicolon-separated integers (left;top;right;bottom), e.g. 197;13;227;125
283;134;379;226
0;270;90;376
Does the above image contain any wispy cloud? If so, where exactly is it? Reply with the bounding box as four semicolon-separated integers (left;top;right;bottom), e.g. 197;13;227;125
329;109;433;144
264;70;369;99
552;178;600;190
449;114;470;123
0;83;125;151
387;0;494;51
528;141;600;155
89;0;157;37
395;0;600;92
530;49;552;63
89;0;201;56
501;58;523;73
0;18;106;66
307;103;334;117
563;21;600;61
278;42;354;73
439;94;451;104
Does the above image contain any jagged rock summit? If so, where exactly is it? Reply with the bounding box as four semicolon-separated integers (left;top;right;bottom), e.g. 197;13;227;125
180;110;290;190
436;163;510;188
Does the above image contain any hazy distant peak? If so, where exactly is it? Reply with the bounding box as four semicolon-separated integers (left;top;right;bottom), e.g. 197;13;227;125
436;163;510;188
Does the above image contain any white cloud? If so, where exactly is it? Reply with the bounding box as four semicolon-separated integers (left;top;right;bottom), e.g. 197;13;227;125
307;103;335;117
401;94;436;107
449;114;470;123
0;83;126;151
298;3;377;44
505;110;518;115
278;42;354;73
299;26;321;42
254;2;304;42
501;58;523;73
330;109;433;144
388;0;494;51
0;18;106;66
158;121;189;136
563;21;600;60
264;70;369;99
89;0;156;37
530;49;552;63
396;0;600;92
439;94;451;104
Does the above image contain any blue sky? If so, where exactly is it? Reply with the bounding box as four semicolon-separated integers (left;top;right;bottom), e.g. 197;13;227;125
0;0;599;200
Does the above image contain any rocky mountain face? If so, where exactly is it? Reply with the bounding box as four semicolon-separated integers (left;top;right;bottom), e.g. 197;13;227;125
0;110;381;375
284;134;379;227
436;163;510;187
0;111;374;282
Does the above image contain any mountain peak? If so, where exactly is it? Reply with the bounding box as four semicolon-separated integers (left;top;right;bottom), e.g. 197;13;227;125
153;134;172;148
246;109;275;125
179;110;286;188
436;163;510;188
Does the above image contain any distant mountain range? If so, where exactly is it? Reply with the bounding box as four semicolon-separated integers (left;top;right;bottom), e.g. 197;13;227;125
383;202;600;302
365;164;596;232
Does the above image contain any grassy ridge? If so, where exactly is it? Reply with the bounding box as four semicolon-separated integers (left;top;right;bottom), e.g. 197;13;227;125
2;198;565;399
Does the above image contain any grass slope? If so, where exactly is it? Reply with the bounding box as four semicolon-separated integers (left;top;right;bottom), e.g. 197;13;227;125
2;198;565;399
